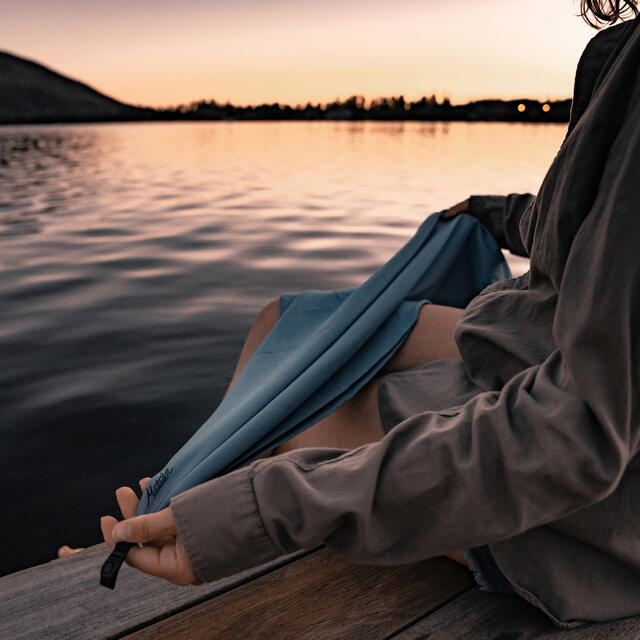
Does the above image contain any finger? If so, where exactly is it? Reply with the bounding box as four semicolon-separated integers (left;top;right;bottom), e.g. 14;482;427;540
101;515;119;550
124;542;165;578
111;508;176;545
126;542;194;585
441;199;469;220
125;543;174;580
57;545;85;558
103;513;165;551
139;477;151;493
116;486;140;520
441;206;462;219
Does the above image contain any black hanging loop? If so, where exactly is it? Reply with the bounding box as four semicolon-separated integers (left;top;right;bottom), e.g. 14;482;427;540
100;541;135;589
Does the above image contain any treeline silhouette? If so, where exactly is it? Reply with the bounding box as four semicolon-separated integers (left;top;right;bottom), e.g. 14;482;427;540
158;94;572;123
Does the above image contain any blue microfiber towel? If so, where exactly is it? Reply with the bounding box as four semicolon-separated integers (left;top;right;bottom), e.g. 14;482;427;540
100;212;511;587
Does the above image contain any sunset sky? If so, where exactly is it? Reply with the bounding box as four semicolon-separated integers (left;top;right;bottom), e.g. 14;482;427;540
1;0;599;108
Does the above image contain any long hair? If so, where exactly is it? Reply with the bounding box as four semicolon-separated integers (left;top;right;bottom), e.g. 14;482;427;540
580;0;639;28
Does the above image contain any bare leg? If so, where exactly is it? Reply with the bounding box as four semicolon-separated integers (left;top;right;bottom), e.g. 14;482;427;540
224;301;464;452
224;302;468;564
227;298;281;391
266;302;469;568
273;303;463;453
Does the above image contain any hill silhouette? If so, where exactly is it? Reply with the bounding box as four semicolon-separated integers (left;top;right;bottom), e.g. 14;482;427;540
0;51;149;124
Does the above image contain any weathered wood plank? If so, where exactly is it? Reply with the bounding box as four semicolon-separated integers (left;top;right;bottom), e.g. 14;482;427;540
0;543;313;640
123;550;474;640
392;586;640;639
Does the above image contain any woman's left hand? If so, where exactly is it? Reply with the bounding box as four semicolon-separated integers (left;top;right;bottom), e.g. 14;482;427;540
100;478;200;586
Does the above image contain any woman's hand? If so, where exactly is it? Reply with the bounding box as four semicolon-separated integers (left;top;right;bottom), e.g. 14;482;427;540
440;198;470;220
100;477;200;586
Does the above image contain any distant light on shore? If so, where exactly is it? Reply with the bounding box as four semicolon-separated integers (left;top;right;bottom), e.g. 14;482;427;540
517;103;526;113
542;103;551;112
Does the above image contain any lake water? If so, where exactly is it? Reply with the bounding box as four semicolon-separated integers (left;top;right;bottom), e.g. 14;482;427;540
0;121;565;576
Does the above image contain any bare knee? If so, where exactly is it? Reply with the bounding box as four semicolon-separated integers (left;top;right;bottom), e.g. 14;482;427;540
253;297;281;334
381;304;462;374
228;297;282;393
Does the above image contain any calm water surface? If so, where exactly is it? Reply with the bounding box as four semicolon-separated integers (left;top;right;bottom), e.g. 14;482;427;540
0;121;564;574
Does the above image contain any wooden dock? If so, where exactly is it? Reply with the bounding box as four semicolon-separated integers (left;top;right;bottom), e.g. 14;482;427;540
1;544;639;639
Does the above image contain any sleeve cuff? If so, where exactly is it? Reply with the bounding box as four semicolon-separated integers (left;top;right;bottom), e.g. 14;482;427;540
170;465;283;583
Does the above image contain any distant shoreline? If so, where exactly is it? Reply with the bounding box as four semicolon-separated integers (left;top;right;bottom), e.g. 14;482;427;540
0;97;572;126
0;51;572;126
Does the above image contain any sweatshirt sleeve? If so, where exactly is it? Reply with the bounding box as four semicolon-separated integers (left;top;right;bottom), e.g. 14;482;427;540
172;346;629;582
171;127;639;582
467;193;534;257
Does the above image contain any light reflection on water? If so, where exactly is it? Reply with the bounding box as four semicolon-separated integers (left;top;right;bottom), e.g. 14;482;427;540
0;121;564;574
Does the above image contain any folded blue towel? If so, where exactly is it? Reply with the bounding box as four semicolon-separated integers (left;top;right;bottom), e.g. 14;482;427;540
101;211;511;587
